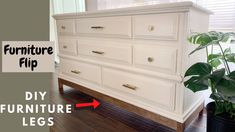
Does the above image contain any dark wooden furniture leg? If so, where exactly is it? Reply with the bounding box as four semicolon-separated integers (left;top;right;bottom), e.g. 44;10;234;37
177;123;185;132
176;102;204;132
58;78;64;94
199;109;204;116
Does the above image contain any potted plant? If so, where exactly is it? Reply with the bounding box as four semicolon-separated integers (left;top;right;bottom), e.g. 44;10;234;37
184;31;235;132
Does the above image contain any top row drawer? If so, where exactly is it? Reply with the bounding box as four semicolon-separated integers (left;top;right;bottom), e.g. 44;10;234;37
57;13;179;40
76;16;132;38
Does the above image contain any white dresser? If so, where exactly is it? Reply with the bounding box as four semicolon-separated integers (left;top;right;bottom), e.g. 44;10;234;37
54;2;211;132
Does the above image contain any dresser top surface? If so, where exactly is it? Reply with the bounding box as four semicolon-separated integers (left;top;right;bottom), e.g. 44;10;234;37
53;1;212;19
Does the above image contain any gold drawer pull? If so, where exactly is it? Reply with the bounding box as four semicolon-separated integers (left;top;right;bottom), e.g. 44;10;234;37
92;51;104;55
122;84;137;90
148;25;154;32
71;70;80;74
147;57;154;62
63;45;67;49
91;26;104;29
61;26;66;30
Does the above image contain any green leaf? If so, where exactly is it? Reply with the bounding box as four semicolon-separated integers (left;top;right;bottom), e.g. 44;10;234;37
208;53;222;60
188;34;195;43
226;53;235;63
216;76;235;97
208;31;219;40
233;103;235;109
223;47;235;64
184;62;212;77
187;33;200;44
208;53;222;68
184;76;209;92
208;31;224;41
188;33;213;45
221;34;230;42
184;63;212;92
210;68;225;85
187;32;235;55
195;33;212;46
189;40;219;55
229;71;235;80
221;32;235;42
215;103;224;115
224;48;231;54
210;93;223;101
209;59;222;68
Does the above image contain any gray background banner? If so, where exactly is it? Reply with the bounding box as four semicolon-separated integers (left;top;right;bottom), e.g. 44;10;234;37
0;0;50;132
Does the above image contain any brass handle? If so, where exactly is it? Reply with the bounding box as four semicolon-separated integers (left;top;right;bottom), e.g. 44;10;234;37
91;26;104;29
148;25;154;32
92;51;104;55
122;84;137;90
71;70;80;74
61;25;66;30
147;57;154;62
63;45;67;49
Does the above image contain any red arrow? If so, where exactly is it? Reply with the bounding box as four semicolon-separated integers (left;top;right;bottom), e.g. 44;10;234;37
75;99;100;109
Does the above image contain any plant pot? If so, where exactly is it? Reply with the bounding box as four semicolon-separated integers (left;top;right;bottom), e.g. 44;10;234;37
206;102;235;132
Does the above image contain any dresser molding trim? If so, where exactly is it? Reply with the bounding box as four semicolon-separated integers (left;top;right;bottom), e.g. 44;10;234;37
53;1;211;20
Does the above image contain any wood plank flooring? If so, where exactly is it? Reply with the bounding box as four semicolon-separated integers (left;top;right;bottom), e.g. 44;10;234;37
50;75;207;132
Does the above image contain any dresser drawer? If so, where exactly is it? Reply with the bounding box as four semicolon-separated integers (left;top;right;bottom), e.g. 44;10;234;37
133;13;179;40
134;45;177;74
59;38;77;56
60;59;101;84
77;42;132;64
57;19;76;34
76;16;132;38
102;68;176;110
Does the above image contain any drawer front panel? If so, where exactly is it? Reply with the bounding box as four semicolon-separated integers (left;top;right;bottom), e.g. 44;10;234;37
134;45;177;74
60;59;101;84
133;13;179;40
59;38;77;56
102;68;175;110
77;43;132;64
76;16;132;38
57;19;76;34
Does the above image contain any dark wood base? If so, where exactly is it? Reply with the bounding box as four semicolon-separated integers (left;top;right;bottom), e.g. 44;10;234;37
58;78;203;132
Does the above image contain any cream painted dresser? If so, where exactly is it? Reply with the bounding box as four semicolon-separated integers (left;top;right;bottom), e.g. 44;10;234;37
54;2;211;132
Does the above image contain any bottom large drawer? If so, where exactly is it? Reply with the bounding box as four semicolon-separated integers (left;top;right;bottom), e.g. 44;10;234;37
102;68;176;110
60;59;101;84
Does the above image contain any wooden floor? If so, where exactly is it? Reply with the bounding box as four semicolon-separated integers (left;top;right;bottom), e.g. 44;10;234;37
50;76;207;132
